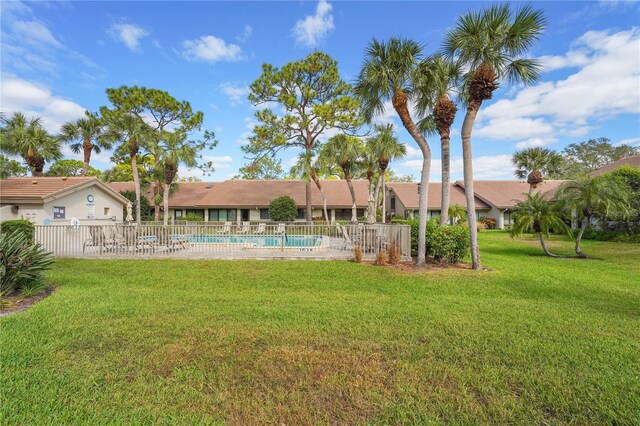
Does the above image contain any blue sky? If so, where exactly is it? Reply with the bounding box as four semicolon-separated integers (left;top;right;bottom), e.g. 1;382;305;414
2;0;639;181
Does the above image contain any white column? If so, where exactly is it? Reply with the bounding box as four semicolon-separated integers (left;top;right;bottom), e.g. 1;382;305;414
497;210;505;230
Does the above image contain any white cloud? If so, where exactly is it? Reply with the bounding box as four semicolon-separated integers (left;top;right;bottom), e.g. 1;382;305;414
0;75;86;133
182;35;243;62
108;22;149;52
402;155;516;180
538;49;590;72
514;137;558;150
292;0;334;48
615;137;640;147
219;83;249;106
11;20;61;48
203;155;234;170
236;24;253;42
475;28;640;142
235;116;257;145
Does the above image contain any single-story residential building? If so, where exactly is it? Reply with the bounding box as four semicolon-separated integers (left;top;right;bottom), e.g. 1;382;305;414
0;177;130;225
590;154;640;176
108;180;371;223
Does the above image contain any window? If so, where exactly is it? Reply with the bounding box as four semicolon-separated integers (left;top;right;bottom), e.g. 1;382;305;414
335;209;363;221
174;210;183;220
52;206;65;219
296;208;306;220
390;197;396;210
104;207;111;217
260;208;270;220
430;210;441;218
208;209;237;222
186;209;205;219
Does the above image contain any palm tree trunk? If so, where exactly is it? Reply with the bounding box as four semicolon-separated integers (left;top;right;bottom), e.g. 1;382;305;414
305;181;312;223
392;89;431;266
311;175;330;226
346;175;357;223
131;154;141;224
528;185;534;195
82;138;92;176
539;233;560;257
461;104;481;270
440;132;450;226
381;170;387;223
367;178;376;224
154;195;161;222
373;175;382;223
163;183;170;226
575;219;587;258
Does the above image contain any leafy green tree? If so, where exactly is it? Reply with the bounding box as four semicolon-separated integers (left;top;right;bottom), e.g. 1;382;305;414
512;147;563;193
118;190;153;221
558;138;640;178
444;3;547;269
601;166;640;234
555;176;631;257
386;171;415;182
355;37;432;265
0;112;61;176
510;193;570;258
0;154;27;178
416;54;462;226
233;156;285;180
155;130;217;225
100;161;149;183
269;195;298;222
366;124;406;222
100;86;205;223
45;159;101;177
319;134;363;222
59;112;110;176
177;176;202;182
243;51;362;222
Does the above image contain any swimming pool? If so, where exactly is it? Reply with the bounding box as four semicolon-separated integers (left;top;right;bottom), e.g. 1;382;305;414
189;234;322;247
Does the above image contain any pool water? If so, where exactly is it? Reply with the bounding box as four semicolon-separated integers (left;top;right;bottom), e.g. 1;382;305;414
189;234;321;247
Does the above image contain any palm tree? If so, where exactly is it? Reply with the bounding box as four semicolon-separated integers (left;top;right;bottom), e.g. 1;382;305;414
555;176;630;257
416;54;463;226
355;37;432;265
444;4;547;270
290;151;331;225
448;204;467;224
156;131;199;226
59;112;111;176
368;124;406;223
320;134;363;222
0;112;61;176
361;141;379;223
101;112;151;224
512;147;562;194
510;193;570;258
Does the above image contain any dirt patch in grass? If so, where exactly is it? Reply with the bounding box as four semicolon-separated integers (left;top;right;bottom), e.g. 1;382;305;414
0;287;56;317
357;259;476;274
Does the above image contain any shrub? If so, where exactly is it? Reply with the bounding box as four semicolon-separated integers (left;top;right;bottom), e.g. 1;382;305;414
0;231;54;299
0;219;35;242
183;213;205;222
269;196;298;222
374;250;388;266
387;242;401;265
481;216;496;230
353;245;363;263
426;223;470;264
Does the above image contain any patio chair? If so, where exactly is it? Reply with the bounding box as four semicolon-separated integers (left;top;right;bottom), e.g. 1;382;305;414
276;223;286;235
337;223;354;251
83;225;105;255
237;221;251;234
220;221;232;234
254;223;266;235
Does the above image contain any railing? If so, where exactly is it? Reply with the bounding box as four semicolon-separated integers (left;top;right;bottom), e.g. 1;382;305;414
33;223;412;260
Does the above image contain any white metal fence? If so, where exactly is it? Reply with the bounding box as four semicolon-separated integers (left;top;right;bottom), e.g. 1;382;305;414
34;222;412;260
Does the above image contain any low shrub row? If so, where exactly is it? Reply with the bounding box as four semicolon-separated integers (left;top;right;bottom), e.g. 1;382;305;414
578;227;640;243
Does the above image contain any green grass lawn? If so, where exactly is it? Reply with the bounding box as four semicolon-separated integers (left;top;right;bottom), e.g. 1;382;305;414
1;231;639;424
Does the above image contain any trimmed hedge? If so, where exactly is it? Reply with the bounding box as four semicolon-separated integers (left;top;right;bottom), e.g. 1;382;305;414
269;196;298;222
0;220;35;242
391;217;471;262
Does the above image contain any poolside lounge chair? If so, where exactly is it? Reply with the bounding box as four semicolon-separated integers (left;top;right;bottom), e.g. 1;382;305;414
276;223;286;235
83;225;105;255
237;221;251;234
254;223;266;235
220;221;232;234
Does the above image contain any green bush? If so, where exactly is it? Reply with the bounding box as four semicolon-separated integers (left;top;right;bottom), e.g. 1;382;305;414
426;222;470;264
183;213;205;222
579;226;640;244
269;196;298;222
0;231;54;299
0;220;35;242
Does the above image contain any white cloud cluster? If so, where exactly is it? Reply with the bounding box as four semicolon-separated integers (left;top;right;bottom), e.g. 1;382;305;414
182;35;243;63
474;28;640;146
292;0;334;48
219;83;249;106
236;24;253;42
108;22;149;52
1;75;86;133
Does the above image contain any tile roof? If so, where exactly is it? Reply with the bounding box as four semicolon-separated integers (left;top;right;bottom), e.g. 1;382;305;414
591;155;640;176
386;182;490;210
108;180;371;208
1;177;129;205
455;179;565;209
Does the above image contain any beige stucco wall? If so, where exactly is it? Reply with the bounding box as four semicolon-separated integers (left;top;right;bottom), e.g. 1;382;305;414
1;186;124;225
